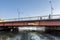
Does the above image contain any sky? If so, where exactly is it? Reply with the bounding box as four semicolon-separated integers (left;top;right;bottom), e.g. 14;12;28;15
0;0;60;19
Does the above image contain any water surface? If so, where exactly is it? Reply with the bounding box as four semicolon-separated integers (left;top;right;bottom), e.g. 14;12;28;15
0;31;60;40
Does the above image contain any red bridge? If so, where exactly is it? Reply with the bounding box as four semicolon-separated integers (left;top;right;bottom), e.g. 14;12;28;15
0;14;60;31
0;19;60;27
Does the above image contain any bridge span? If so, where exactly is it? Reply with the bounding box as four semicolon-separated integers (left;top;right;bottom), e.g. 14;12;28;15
0;14;60;27
0;14;60;31
0;19;60;27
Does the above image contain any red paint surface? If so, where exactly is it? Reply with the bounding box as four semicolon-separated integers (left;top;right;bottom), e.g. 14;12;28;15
0;19;60;27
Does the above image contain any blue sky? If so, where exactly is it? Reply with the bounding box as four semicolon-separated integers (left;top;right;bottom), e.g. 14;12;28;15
0;0;60;19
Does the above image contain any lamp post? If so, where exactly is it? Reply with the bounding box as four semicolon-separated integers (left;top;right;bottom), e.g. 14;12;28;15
49;0;54;19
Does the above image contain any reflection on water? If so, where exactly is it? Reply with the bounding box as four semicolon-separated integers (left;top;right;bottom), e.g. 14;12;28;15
0;31;60;40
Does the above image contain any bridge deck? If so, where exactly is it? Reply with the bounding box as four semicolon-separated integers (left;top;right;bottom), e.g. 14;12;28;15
0;14;60;27
0;19;60;27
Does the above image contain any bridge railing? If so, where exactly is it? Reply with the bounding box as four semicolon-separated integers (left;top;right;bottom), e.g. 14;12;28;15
3;14;60;22
50;14;60;19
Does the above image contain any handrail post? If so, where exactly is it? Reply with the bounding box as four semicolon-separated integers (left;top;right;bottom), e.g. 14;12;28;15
49;14;51;19
40;16;42;20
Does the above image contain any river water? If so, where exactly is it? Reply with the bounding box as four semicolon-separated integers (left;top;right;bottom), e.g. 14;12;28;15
0;31;60;40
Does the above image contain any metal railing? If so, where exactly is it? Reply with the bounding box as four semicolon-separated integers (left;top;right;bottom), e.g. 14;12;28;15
3;14;60;22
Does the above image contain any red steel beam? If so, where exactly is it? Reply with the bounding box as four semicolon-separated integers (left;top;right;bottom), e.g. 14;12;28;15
0;19;60;27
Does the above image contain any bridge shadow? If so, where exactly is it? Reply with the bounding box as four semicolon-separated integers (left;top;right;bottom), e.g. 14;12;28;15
45;29;60;36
